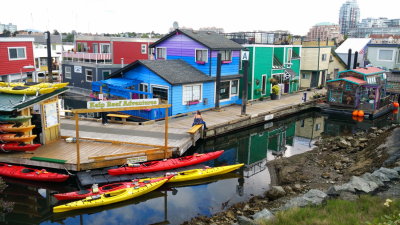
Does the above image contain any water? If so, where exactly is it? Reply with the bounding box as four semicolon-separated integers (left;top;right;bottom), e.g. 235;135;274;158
0;110;398;225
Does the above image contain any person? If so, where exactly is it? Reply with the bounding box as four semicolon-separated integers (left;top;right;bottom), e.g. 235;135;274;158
192;110;207;129
101;112;108;125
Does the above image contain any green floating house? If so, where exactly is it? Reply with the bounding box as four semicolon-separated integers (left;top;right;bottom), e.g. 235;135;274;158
241;45;301;100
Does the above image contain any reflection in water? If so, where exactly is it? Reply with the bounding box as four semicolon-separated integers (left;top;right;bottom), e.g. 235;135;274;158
1;110;396;225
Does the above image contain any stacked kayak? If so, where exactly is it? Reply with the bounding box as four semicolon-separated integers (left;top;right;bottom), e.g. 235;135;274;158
0;133;36;142
108;150;224;175
0;82;69;95
0;81;68;89
0;163;69;182
0;124;35;133
0;142;41;152
53;175;173;213
0;115;32;122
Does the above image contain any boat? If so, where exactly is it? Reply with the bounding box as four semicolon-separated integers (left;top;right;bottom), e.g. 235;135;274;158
53;175;173;213
0;82;69;89
0;124;35;133
166;164;244;183
0;86;56;95
108;150;224;176
54;177;169;201
0;163;69;182
0;115;32;122
0;134;36;142
0;142;41;152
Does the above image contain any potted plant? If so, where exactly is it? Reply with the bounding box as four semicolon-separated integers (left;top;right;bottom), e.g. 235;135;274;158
271;85;280;100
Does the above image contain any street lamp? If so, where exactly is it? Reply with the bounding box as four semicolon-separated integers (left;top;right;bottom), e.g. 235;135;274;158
20;65;35;82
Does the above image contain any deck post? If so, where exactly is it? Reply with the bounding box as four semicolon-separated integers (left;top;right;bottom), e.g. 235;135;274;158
164;107;168;158
74;113;81;171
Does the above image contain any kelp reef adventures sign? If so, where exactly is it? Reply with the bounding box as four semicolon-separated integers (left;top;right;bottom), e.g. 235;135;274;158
87;99;159;109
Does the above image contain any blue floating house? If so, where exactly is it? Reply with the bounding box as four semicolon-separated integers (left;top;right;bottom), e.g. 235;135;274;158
92;29;244;120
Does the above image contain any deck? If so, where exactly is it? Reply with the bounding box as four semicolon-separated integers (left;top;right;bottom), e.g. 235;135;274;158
0;89;325;171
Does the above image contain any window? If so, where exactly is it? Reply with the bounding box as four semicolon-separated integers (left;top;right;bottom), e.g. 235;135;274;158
345;84;352;91
100;44;111;53
231;80;239;95
152;86;168;103
156;47;166;59
219;50;232;61
8;47;26;60
334;69;339;78
378;49;394;61
140;83;148;99
102;70;111;78
261;75;267;95
93;43;99;53
287;48;292;65
315;124;321;131
321;54;327;61
141;44;147;54
85;69;93;82
195;49;208;63
183;84;202;105
302;73;309;79
65;67;71;79
219;81;230;100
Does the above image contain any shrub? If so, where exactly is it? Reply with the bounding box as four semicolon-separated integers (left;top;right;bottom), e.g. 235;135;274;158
272;85;280;95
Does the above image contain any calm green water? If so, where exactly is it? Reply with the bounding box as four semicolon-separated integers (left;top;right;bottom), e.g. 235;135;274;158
0;110;398;225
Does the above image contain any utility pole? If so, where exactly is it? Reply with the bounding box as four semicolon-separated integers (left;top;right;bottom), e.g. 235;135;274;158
45;31;53;83
215;53;222;110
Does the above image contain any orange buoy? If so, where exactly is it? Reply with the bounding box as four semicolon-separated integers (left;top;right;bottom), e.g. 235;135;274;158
357;110;365;117
393;109;399;114
357;116;364;122
352;116;359;121
393;102;400;108
352;110;359;116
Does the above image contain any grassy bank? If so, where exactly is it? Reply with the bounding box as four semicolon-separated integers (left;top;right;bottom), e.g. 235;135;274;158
263;195;400;225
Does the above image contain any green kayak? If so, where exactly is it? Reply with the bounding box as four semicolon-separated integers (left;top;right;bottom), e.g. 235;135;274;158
0;115;32;122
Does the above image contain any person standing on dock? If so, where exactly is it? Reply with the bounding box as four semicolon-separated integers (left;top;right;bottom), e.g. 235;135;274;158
192;110;207;129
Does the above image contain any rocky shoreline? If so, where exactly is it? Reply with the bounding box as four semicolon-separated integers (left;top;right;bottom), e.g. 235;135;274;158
182;124;400;225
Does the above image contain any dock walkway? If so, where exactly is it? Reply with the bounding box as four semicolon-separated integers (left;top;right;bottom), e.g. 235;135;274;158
0;89;325;171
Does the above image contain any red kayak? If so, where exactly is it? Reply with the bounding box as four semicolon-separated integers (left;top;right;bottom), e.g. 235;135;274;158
54;175;174;201
0;163;69;182
108;150;224;176
0;142;41;152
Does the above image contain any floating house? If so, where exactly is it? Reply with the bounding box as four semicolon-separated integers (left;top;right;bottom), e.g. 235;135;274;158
326;67;393;118
92;29;244;120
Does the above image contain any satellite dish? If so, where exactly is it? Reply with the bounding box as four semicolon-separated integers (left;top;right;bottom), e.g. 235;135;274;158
173;21;179;29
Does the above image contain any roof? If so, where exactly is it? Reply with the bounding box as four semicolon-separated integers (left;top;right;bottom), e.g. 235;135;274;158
353;67;385;75
335;38;371;54
315;22;337;26
367;43;400;48
331;49;347;67
327;77;367;85
75;35;158;43
16;34;62;44
150;29;244;50
0;37;34;42
0;87;68;112
109;60;215;85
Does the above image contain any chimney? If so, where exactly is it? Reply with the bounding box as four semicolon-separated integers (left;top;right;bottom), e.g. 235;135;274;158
353;51;358;69
347;49;352;70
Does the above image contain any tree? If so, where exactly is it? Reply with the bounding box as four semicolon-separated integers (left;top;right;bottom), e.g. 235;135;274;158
53;29;60;35
62;33;74;43
0;29;11;37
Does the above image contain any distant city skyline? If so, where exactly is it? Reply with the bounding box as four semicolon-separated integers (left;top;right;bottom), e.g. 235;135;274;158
1;0;399;35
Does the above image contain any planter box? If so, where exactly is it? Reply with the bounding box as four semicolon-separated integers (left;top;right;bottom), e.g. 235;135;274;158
196;61;206;65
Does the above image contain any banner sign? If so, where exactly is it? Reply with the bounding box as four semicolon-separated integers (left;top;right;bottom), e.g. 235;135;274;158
87;98;159;109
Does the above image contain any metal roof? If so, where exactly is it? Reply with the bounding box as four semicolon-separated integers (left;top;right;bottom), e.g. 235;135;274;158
327;77;367;85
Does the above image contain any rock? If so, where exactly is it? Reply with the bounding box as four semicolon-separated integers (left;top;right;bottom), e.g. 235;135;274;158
243;204;250;211
283;185;294;194
377;129;384;134
252;209;274;221
237;216;256;225
293;184;302;192
278;166;300;184
282;189;327;210
370;127;378;131
347;176;379;193
372;170;391;182
338;191;359;201
358;138;368;143
341;157;352;163
334;162;343;170
321;172;330;179
265;186;286;200
369;133;377;138
393;167;400;174
338;139;352;148
376;167;400;180
226;210;235;219
361;172;385;187
346;136;354;141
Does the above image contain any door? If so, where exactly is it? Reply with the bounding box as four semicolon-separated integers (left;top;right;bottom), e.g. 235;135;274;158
93;43;98;53
321;71;326;86
310;71;319;88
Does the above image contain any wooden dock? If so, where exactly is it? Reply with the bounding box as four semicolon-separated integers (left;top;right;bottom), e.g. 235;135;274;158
0;90;325;171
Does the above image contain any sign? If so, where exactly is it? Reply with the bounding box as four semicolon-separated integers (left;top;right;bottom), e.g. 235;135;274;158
127;155;147;164
264;114;274;121
264;122;273;129
87;98;159;109
44;101;59;128
74;66;82;73
241;51;250;61
98;93;104;100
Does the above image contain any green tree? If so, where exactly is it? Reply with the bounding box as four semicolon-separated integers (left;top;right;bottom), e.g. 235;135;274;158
53;29;60;35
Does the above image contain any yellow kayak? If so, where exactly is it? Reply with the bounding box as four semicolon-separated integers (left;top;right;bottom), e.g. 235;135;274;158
167;164;244;182
0;82;69;89
53;175;172;213
0;86;56;95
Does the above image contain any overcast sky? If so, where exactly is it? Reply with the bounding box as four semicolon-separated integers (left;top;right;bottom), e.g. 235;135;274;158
2;0;398;35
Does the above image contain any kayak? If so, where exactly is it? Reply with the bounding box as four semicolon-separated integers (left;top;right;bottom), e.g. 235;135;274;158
0;82;68;89
167;164;244;183
0;86;56;95
54;176;169;201
53;175;173;213
108;150;224;176
0;163;69;182
0;124;35;133
0;142;41;152
0;134;36;142
0;115;32;122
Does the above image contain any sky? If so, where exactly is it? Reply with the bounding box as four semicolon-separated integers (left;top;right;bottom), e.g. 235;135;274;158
1;0;399;36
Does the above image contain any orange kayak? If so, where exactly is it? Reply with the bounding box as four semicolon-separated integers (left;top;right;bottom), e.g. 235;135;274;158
0;134;36;142
0;124;35;133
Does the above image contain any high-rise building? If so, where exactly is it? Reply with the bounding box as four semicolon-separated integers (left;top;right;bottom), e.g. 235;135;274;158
0;22;17;33
306;22;343;42
339;0;360;35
